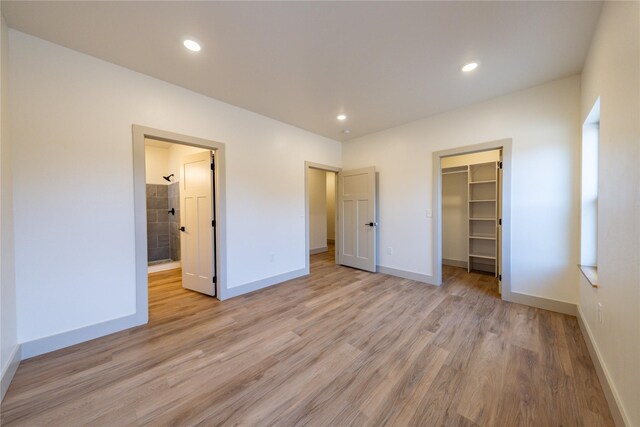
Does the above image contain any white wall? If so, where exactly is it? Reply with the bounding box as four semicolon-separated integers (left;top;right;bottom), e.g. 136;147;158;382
144;145;170;185
442;172;467;263
326;171;335;241
579;2;640;425
9;30;341;345
343;75;581;303
1;10;19;396
308;168;327;251
167;143;209;182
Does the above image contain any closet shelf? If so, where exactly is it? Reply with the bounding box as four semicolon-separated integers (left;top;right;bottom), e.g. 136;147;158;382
469;199;496;203
469;253;496;260
469;235;496;240
469;180;496;184
469;217;496;221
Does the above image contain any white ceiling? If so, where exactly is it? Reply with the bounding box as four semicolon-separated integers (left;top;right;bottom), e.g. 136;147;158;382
3;1;602;141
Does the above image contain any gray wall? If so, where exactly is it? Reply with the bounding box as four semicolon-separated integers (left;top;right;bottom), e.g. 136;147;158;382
146;183;180;263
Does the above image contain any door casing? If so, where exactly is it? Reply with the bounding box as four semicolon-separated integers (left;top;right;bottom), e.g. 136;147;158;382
132;125;226;325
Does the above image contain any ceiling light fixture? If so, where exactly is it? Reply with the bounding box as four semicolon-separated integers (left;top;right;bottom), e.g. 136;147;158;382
461;62;479;72
343;129;351;134
183;39;201;52
337;114;347;121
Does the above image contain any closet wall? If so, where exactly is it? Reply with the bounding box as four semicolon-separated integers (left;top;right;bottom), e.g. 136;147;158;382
442;172;468;267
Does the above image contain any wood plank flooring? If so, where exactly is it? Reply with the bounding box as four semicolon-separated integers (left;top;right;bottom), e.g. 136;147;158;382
1;249;614;426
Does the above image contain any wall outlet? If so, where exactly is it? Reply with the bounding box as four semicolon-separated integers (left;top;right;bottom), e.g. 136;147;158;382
597;302;603;324
426;209;432;218
387;247;393;255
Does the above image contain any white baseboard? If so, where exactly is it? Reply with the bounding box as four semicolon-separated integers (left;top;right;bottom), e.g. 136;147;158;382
148;260;181;273
377;265;435;285
21;314;141;359
309;246;328;255
442;258;468;268
221;268;308;300
576;306;629;427
1;344;21;401
505;291;576;316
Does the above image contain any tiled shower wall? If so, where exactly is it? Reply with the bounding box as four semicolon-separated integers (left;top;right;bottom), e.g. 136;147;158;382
147;183;181;263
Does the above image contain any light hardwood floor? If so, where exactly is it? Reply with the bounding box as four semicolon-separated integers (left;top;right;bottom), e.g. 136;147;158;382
2;249;614;426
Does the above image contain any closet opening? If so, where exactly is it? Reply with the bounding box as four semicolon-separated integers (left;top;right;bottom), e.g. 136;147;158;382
433;140;512;300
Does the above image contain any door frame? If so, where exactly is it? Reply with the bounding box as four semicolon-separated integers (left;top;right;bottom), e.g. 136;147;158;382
304;161;341;274
132;125;227;324
432;138;512;300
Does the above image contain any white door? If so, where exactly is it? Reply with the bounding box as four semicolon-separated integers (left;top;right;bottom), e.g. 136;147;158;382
180;151;215;296
338;167;377;272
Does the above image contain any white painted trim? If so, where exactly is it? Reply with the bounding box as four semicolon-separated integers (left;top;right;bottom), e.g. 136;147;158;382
309;246;328;255
577;306;629;427
506;292;576;316
220;268;307;300
442;258;468;269
21;314;139;359
1;344;21;401
148;261;181;273
304;161;341;275
377;265;435;285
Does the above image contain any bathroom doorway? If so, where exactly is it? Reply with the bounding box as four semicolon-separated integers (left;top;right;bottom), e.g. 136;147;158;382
133;125;227;325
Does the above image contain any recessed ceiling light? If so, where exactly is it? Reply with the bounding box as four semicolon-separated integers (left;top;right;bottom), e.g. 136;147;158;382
461;62;479;72
337;114;347;121
343;129;351;134
183;39;201;52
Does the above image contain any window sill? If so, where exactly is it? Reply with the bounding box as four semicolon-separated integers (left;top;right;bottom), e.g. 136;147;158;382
578;265;598;288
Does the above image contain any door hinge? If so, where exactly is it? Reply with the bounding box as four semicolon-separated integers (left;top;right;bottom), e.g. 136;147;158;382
212;219;216;227
498;274;502;281
211;162;215;171
212;276;217;284
498;161;503;169
498;218;502;226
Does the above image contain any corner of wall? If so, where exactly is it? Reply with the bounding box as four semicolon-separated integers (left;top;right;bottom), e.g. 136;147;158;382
0;344;21;401
1;9;20;402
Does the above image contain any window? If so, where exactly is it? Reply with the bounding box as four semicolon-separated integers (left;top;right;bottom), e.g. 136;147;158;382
580;98;599;287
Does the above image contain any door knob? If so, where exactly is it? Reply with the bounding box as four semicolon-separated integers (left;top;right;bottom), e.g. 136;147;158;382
365;222;378;227
180;226;186;232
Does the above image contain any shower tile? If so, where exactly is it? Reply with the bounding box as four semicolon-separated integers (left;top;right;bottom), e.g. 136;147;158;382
149;222;170;235
158;234;170;248
156;209;169;223
147;197;168;209
169;222;179;235
170;196;179;210
147;209;157;223
157;185;168;197
148;247;170;262
146;184;156;198
168;182;178;197
171;236;181;261
147;235;158;249
170;209;180;223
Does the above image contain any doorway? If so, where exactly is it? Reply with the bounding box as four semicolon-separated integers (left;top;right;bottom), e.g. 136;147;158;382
132;125;226;325
304;162;340;274
432;139;512;300
144;139;216;296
